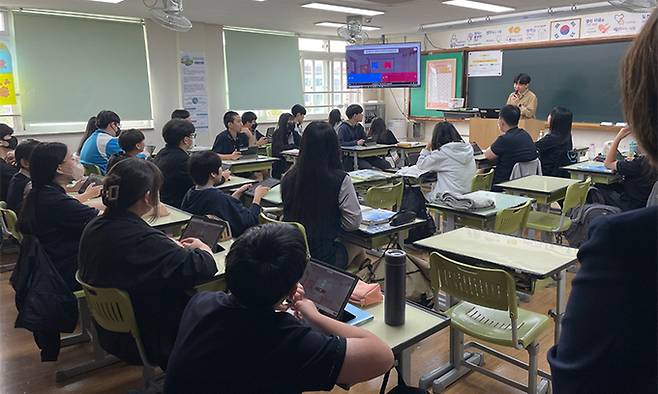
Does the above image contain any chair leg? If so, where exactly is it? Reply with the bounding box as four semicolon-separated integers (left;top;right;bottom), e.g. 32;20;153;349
527;341;539;394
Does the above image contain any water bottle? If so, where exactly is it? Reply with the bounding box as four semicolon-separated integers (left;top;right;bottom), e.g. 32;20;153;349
629;140;638;156
385;250;406;326
588;143;596;160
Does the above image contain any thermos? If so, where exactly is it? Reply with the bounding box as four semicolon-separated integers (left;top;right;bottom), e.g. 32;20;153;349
385;249;406;326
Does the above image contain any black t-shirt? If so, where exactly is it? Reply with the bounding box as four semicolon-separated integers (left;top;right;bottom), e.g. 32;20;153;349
153;146;192;208
6;171;30;214
535;132;573;178
0;159;18;202
165;292;347;394
490;127;538;187
617;156;658;209
212;130;249;154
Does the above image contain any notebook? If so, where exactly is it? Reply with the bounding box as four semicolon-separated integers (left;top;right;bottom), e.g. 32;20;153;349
300;260;373;326
361;207;396;225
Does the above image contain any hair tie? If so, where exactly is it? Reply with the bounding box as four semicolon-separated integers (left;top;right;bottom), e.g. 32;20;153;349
105;185;120;201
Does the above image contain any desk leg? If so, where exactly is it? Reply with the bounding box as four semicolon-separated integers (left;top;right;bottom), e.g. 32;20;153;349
550;269;566;344
445;214;455;232
398;348;412;384
353;153;358;171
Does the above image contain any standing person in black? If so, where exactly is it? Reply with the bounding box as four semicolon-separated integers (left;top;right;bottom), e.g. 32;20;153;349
79;158;217;370
211;111;247;161
271;113;300;179
153;119;195;208
6;139;39;214
548;10;658;393
337;104;391;171
369;117;398;145
0;123;18;202
484;105;538;190
535;106;574;178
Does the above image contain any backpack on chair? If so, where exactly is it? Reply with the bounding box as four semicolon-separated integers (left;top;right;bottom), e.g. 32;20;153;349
563;203;621;248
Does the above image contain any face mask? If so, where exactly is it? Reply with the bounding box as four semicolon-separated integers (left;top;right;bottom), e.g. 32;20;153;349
1;136;17;150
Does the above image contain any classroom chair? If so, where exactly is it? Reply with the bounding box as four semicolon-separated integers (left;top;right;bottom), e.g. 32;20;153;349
494;201;532;236
525;178;591;244
259;212;309;256
647;180;658;207
0;205;22;243
76;273;163;393
510;159;542;180
83;163;103;176
365;182;403;211
428;252;551;394
471;169;494;192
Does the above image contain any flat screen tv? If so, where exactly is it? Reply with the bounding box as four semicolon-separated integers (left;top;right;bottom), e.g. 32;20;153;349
346;42;421;89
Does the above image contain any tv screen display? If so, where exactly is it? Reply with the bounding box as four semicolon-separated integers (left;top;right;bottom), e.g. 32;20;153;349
346;42;421;89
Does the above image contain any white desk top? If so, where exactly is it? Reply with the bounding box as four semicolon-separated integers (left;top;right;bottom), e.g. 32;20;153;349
146;206;192;228
497;175;581;195
341;144;396;151
216;176;257;191
223;155;279;165
427;191;534;218
561;160;616;174
414;227;578;278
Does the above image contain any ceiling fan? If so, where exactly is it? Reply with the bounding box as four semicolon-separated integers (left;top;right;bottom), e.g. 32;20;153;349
143;0;192;32
337;15;369;44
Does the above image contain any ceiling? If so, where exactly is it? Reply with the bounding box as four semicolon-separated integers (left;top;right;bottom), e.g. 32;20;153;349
2;0;607;36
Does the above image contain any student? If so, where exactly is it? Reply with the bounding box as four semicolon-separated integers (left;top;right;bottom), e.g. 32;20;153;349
79;158;217;369
291;104;306;136
271;113;300;179
548;10;658;393
328;108;342;132
16;142;99;291
6;139;39;214
164;224;394;394
535;106;574;178
76;116;97;155
484;105;538;190
241;111;268;147
506;73;537;119
181;151;269;236
590;127;658;211
281;121;364;269
171;109;192;122
417;122;475;199
337;104;391;171
153;119;196;208
0;123;18;202
107;129;146;171
80;110;122;174
369;117;398;145
212;111;247;161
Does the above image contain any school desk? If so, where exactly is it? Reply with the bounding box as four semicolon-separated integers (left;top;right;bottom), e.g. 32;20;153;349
222;155;278;174
561;160;621;185
396;142;424;167
496;175;581;209
474;153;495;170
280;148;299;164
341;144;396;171
427;191;535;231
147;205;192;234
215;175;257;191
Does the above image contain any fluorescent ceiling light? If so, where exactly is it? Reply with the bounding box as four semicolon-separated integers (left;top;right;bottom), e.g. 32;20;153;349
442;0;514;13
86;0;124;3
315;21;381;31
301;3;385;16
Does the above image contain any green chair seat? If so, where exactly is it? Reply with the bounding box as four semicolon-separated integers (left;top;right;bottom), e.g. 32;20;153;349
526;211;573;232
447;301;550;348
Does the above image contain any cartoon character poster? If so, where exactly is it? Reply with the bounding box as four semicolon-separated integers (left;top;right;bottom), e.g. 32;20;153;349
0;41;16;106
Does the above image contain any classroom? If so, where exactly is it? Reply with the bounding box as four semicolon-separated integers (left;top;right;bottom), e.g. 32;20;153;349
0;0;656;393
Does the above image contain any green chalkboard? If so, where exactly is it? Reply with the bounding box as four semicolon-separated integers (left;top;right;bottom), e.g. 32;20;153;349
466;40;631;123
410;52;465;118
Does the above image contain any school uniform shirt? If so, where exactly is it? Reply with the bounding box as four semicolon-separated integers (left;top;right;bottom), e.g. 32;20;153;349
271;127;301;179
548;206;657;393
211;130;249;155
616;156;658;210
506;89;538;119
0;158;18;202
79;129;122;174
295;122;304;136
26;184;98;290
337;121;367;147
180;187;260;237
6;170;30;214
417;142;476;201
490;127;538;188
535;132;573;178
78;211;217;369
153;146;192;208
164;292;347;394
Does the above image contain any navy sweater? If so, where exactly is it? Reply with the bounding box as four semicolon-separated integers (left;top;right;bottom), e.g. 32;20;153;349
181;187;260;237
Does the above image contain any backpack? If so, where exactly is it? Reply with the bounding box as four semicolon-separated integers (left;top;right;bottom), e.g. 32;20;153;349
399;184;436;244
563;203;621;248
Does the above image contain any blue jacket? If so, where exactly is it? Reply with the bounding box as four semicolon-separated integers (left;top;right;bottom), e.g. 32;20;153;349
337;122;367;147
80;130;122;174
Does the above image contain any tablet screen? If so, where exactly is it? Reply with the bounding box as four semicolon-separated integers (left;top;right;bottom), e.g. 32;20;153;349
180;216;226;252
300;260;357;318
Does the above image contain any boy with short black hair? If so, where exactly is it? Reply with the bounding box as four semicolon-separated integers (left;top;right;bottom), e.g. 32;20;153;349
153;119;196;207
212;111;248;161
80;110;122;174
107;129;147;170
164;224;394;394
337;104;391;171
291;104;306;135
507;73;538;119
181;151;268;236
241;111;267;147
171;109;192;122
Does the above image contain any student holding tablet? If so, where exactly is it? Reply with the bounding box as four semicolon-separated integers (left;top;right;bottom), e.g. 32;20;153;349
78;158;217;369
548;9;658;393
165;224;393;393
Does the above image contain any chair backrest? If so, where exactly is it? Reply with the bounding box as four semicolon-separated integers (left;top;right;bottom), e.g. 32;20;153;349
647;180;658;207
494;201;531;235
562;178;591;213
83;163;103;176
0;206;22;243
365;182;403;211
509;158;542;180
258;212;309;256
471;169;494;192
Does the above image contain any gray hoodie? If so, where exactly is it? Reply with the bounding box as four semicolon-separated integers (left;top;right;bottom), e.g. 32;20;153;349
416;141;476;201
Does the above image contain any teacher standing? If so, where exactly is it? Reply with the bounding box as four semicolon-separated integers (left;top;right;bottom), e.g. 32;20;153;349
506;73;538;119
